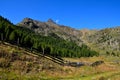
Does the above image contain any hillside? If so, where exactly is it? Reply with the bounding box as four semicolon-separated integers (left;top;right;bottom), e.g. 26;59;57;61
86;27;120;55
1;15;120;56
0;16;120;80
0;16;98;58
17;18;83;45
0;42;66;79
0;42;120;80
17;17;120;56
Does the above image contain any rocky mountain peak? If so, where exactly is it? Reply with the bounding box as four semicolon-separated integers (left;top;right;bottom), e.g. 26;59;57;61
17;18;40;29
22;18;33;23
47;18;56;24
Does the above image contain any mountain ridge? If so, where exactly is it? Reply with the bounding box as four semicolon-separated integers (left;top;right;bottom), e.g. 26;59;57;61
0;16;98;58
17;18;84;45
17;17;120;55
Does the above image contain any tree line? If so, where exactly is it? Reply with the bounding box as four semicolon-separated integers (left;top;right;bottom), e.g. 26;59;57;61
0;16;99;58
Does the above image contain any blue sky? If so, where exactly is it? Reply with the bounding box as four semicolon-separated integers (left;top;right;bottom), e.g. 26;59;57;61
0;0;120;29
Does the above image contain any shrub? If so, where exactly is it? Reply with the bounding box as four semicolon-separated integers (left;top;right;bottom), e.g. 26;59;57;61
99;76;106;80
0;58;10;68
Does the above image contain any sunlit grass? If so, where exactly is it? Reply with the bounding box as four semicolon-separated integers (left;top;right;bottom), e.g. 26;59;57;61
0;43;120;80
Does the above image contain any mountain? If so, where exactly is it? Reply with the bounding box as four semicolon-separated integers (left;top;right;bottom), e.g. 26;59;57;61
1;15;120;56
0;16;98;58
0;16;120;80
17;18;120;56
17;18;83;45
86;27;120;55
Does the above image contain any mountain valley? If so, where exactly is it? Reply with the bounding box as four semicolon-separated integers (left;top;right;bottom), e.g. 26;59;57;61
0;16;120;80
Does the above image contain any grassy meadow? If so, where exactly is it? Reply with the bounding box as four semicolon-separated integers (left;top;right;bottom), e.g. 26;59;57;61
0;43;120;80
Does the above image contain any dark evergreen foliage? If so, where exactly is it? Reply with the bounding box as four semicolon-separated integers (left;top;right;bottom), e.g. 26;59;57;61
0;16;99;57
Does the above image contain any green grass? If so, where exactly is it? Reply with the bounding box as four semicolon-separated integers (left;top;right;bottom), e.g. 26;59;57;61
0;43;120;80
72;71;120;80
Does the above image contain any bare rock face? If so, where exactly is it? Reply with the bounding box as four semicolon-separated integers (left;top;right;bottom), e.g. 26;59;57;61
18;18;39;29
17;18;83;45
47;18;56;24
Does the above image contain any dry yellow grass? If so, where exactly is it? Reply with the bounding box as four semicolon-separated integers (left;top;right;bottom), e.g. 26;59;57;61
0;43;120;80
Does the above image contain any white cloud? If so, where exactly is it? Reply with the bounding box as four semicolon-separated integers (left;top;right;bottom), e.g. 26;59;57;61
55;19;59;23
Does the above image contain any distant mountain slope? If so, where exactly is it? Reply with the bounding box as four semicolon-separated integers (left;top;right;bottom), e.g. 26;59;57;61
2;15;120;55
86;27;120;55
17;17;120;55
17;18;83;45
